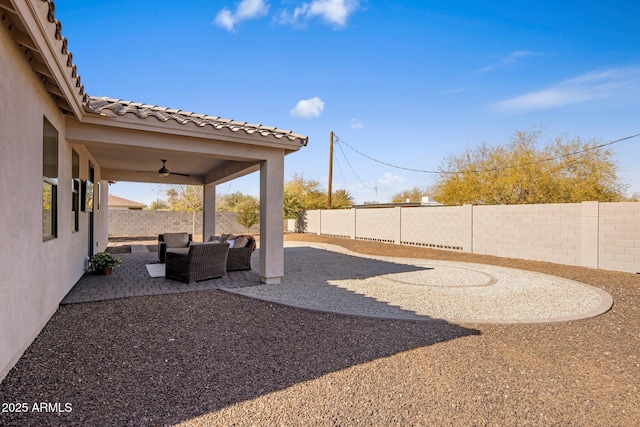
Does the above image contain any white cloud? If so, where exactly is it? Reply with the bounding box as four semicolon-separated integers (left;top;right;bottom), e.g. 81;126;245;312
278;0;360;27
214;0;269;32
331;171;413;204
493;67;640;113
349;118;364;129
290;97;325;118
478;50;542;73
343;172;405;204
376;172;404;187
361;173;405;203
215;10;235;31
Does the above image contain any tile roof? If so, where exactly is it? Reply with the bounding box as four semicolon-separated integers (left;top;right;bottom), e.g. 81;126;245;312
1;0;87;114
85;97;309;145
108;194;146;208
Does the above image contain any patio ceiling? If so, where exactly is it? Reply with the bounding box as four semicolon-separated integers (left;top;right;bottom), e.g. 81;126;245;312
79;142;252;186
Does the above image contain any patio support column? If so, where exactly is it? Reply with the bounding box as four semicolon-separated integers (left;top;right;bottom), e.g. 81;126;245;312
203;183;216;242
259;151;284;284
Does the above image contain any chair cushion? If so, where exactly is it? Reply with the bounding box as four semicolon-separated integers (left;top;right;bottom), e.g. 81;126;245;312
166;247;190;256
163;233;190;248
235;236;249;248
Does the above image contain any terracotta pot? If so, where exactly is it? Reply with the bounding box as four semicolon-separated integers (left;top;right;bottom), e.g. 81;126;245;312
100;267;113;276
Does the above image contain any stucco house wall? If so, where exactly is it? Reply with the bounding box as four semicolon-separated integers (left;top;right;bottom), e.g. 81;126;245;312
0;21;108;381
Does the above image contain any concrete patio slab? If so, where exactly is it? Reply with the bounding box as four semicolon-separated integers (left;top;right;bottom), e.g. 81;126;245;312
61;252;262;304
130;244;150;253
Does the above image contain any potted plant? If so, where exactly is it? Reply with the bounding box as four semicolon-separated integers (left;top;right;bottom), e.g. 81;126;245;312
89;252;122;275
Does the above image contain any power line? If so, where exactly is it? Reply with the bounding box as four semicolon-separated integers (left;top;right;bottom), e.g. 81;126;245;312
332;144;350;190
334;134;442;173
334;137;376;190
333;132;640;175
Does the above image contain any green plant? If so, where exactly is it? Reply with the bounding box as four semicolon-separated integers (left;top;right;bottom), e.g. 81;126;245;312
236;198;260;232
89;252;122;271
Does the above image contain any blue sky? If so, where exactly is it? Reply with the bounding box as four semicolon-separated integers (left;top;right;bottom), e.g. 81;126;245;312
56;0;640;205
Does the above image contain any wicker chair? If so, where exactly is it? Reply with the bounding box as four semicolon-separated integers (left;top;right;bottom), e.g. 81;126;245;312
165;243;229;284
227;236;256;271
158;233;192;263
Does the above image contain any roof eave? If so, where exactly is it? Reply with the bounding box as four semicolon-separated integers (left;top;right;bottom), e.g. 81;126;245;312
81;97;309;151
9;0;85;118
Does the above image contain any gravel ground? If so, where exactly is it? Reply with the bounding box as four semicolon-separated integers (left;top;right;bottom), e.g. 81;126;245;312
233;241;611;324
1;234;639;426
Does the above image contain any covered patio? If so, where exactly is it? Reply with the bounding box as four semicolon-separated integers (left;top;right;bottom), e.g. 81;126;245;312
68;97;308;284
62;248;262;304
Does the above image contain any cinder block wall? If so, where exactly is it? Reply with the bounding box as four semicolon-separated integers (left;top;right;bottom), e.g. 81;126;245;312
305;210;322;234
472;203;582;265
401;205;472;251
319;209;353;238
355;208;399;243
598;202;640;272
302;202;640;273
108;210;259;238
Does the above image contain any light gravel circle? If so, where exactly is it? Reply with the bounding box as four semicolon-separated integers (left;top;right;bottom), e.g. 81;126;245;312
226;241;613;324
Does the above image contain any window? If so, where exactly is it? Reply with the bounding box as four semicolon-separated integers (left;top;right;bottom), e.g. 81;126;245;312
43;118;58;240
72;149;79;232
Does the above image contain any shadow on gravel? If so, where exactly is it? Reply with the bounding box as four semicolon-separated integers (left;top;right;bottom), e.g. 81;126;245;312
283;246;432;279
231;246;438;321
0;290;479;426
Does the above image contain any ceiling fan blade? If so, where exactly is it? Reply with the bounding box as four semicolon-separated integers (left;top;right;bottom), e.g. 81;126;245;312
134;160;189;177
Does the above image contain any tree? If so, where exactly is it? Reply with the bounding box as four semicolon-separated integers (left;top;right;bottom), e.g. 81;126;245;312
216;191;256;212
235;198;260;232
624;192;640;202
283;191;303;220
283;173;326;218
391;187;429;203
162;185;203;236
331;189;355;208
430;130;627;205
164;185;203;212
149;199;169;210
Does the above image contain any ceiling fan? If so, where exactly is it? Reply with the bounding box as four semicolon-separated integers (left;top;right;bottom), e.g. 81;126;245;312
138;159;190;177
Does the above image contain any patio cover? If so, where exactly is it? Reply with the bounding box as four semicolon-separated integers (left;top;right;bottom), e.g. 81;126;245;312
66;97;308;284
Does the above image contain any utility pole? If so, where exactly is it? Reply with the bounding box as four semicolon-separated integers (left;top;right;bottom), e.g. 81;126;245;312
328;131;334;209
